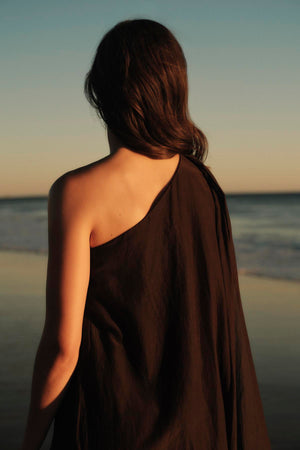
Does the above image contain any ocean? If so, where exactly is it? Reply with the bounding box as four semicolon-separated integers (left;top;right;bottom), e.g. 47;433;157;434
0;192;299;282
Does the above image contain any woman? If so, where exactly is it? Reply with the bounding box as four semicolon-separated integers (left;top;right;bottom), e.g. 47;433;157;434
21;19;271;450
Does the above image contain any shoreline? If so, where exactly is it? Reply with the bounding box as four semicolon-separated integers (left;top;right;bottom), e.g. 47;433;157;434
1;248;299;284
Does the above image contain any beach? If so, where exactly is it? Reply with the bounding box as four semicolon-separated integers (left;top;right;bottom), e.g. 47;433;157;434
1;249;299;449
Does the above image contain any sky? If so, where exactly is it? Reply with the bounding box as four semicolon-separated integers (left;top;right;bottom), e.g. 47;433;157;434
1;0;299;196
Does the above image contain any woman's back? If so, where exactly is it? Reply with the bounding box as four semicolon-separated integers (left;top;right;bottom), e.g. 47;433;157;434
87;150;181;249
50;153;271;450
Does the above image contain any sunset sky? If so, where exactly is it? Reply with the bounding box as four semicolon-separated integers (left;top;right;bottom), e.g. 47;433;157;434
1;0;299;196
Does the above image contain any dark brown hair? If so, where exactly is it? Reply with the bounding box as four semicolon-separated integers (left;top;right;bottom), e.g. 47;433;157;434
84;18;208;161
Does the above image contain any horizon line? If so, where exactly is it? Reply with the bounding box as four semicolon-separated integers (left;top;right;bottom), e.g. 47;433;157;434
1;190;300;200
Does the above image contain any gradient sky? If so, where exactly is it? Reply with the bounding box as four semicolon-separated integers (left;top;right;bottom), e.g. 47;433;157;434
1;0;299;196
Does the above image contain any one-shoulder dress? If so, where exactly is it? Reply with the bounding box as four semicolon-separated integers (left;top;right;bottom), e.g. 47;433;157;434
50;153;271;450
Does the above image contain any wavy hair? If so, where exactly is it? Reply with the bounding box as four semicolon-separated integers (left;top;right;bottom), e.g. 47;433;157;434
84;18;208;161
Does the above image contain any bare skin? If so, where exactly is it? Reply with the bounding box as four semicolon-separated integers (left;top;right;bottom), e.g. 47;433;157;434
21;128;180;449
90;130;180;247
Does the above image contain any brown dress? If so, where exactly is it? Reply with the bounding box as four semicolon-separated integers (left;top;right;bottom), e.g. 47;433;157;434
50;153;271;449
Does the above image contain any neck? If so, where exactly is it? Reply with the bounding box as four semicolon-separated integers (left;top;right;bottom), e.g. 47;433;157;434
107;128;126;156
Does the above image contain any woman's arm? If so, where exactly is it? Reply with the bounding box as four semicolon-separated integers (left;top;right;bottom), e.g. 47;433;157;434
21;173;92;449
21;338;78;450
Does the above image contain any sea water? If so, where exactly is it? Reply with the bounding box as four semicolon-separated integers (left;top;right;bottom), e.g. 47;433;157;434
0;192;299;281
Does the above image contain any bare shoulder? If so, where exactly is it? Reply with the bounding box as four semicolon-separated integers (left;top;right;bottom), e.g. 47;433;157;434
48;156;115;232
49;154;111;193
48;152;181;248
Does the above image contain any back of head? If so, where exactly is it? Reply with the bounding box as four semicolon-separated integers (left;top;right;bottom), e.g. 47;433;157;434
84;18;208;161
